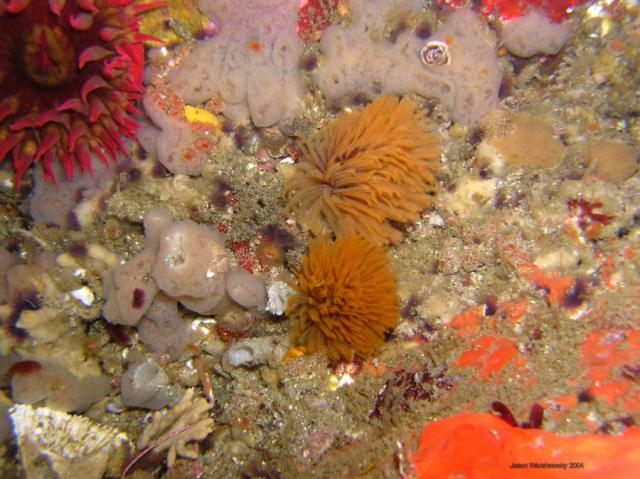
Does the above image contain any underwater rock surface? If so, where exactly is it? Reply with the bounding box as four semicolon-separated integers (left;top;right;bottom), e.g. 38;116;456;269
0;0;639;478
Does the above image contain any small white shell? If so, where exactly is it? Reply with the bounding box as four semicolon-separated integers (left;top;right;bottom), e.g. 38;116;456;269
420;41;451;66
71;286;95;306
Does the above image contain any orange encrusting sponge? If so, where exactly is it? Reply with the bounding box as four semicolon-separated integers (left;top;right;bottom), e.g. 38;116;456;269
412;413;640;479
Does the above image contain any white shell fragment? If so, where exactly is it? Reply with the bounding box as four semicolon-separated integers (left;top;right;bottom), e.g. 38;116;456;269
70;286;95;306
266;281;293;316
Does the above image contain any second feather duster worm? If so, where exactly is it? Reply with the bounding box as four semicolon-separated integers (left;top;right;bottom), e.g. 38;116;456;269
287;235;400;362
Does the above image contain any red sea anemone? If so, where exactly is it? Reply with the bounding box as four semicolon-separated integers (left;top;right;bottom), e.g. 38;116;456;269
0;0;160;186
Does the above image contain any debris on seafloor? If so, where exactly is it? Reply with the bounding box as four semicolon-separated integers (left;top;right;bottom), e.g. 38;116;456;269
0;0;639;477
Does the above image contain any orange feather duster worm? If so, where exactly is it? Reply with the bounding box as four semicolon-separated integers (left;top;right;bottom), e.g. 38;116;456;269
285;95;440;245
287;235;399;362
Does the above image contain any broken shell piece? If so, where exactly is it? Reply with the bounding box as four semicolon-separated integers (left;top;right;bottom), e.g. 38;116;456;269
10;404;131;479
70;286;95;306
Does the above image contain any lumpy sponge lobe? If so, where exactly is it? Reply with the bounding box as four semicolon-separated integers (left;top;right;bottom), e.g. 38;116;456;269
315;1;502;126
168;0;304;128
152;220;228;299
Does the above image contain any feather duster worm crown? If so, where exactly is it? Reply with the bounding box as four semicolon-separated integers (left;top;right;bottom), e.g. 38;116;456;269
285;95;440;246
287;235;400;362
0;0;161;186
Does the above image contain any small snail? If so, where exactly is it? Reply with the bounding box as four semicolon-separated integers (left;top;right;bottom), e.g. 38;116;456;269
420;40;451;66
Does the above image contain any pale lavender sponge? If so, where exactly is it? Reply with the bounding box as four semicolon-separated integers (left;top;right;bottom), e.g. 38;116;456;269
226;267;267;309
28;161;117;228
141;94;208;176
152;220;228;300
138;294;191;360
11;359;110;412
499;10;574;58
168;0;304;128
102;208;268;366
315;2;503;126
103;251;158;326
